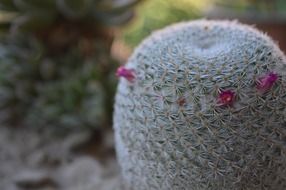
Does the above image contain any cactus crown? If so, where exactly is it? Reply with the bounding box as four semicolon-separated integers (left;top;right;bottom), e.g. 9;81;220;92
114;20;286;190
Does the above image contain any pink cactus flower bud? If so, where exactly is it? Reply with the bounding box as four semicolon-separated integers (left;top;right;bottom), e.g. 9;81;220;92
116;66;135;82
218;90;235;106
257;72;278;93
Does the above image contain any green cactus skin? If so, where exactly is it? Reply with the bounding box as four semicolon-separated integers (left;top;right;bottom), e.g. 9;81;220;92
113;20;286;190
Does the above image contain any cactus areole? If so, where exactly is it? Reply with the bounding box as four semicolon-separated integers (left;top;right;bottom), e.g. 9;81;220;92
113;20;286;190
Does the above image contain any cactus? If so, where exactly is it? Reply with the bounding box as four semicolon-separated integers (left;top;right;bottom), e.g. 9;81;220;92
113;20;286;190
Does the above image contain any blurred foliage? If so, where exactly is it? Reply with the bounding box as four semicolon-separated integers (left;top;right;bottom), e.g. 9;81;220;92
215;0;286;13
0;35;117;130
0;0;143;130
122;0;209;48
0;0;143;33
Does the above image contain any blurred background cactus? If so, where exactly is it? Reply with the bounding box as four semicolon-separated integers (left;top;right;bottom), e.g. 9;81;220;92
0;0;143;130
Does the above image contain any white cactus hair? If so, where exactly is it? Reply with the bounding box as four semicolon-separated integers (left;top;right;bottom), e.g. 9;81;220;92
114;20;286;190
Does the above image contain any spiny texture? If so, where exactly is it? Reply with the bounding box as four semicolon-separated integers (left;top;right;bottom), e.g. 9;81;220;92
113;20;286;190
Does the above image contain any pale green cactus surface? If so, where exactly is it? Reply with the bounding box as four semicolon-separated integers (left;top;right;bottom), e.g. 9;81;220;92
113;20;286;190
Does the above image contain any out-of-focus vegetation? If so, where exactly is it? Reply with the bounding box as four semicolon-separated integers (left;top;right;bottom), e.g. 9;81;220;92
0;0;143;32
214;0;286;13
0;0;143;130
122;0;210;48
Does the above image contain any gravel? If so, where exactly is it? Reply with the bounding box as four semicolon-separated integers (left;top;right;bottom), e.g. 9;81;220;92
0;126;125;190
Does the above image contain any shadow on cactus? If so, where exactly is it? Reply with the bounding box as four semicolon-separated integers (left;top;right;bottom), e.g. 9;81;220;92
0;0;143;129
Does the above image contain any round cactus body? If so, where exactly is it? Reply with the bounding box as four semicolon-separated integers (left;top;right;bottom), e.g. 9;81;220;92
113;20;286;190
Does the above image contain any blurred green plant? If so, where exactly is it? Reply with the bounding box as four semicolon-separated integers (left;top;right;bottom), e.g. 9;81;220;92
0;0;143;130
215;0;286;13
122;0;208;48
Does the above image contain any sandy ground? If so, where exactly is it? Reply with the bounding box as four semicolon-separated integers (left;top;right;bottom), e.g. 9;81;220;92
0;126;126;190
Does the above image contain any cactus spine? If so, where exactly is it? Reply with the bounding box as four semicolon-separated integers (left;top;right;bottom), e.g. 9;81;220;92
114;20;286;190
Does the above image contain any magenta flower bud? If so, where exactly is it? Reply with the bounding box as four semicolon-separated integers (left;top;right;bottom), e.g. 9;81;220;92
257;72;278;92
116;66;135;82
218;90;235;106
